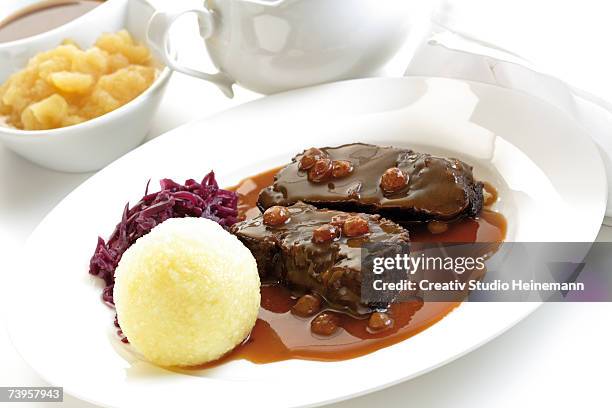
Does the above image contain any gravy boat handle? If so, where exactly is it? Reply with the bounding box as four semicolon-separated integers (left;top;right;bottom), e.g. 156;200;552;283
147;8;235;98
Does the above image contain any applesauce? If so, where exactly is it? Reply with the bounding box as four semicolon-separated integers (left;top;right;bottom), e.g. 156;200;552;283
0;30;157;130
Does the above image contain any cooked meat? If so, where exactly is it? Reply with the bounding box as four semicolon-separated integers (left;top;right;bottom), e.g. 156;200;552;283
258;143;484;223
230;202;410;315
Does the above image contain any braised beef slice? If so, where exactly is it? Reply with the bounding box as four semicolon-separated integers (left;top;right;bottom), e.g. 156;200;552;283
258;143;484;222
230;202;410;315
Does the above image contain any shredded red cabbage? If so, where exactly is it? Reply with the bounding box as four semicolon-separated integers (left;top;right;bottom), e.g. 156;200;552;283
89;171;238;307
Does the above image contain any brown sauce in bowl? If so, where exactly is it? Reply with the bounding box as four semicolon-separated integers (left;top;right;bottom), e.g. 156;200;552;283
185;167;507;368
0;0;103;43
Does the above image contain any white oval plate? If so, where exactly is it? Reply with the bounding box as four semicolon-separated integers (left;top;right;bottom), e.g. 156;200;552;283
7;78;607;408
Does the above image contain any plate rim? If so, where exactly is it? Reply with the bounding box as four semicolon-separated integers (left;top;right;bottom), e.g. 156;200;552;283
6;76;607;408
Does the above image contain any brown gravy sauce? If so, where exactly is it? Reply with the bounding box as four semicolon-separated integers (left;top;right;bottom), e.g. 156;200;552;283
188;167;507;368
0;0;103;43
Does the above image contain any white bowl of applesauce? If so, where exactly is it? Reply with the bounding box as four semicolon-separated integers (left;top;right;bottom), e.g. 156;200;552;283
0;0;172;173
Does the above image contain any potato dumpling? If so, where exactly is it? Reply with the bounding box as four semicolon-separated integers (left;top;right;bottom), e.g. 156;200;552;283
114;217;261;367
0;30;156;130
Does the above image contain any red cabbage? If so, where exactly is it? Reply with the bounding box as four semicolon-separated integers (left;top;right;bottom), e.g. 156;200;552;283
89;171;238;307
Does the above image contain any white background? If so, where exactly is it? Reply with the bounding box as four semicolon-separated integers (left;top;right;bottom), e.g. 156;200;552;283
1;0;612;406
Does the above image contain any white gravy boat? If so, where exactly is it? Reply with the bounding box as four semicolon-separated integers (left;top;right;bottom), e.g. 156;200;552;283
147;0;415;97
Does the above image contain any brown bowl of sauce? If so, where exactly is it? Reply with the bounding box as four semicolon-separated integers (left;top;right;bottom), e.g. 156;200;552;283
0;1;129;81
0;1;104;44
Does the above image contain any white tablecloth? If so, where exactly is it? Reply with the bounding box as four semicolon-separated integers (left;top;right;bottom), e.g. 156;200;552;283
405;0;612;219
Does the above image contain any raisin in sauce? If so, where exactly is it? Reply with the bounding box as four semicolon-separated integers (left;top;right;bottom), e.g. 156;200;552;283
194;167;506;367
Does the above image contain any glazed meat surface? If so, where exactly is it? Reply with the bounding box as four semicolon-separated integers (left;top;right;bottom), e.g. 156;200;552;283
230;202;410;315
258;143;484;222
